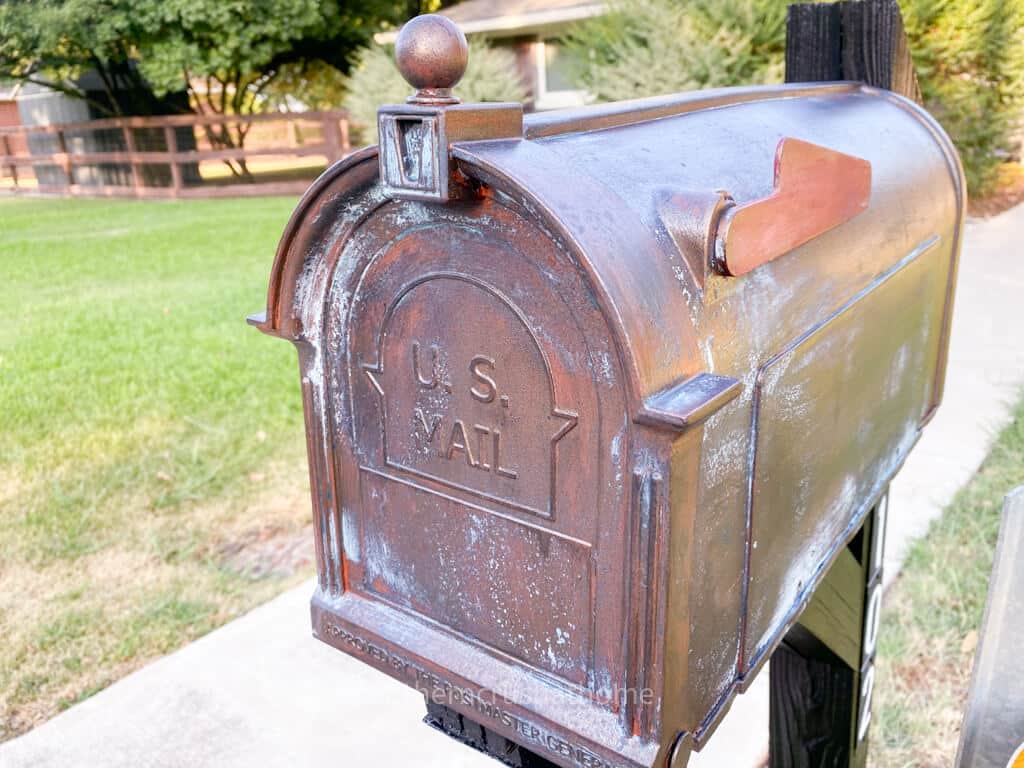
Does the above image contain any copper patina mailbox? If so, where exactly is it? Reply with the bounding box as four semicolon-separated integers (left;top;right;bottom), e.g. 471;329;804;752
251;15;964;768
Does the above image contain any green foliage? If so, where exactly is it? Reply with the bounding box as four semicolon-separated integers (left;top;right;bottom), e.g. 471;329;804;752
131;0;404;96
263;60;349;112
344;41;527;142
0;0;150;110
0;0;411;171
562;0;786;102
901;0;1024;194
0;0;408;131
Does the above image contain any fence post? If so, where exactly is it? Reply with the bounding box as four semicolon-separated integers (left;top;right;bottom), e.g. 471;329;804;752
1;135;18;189
56;128;73;191
164;124;183;198
340;117;351;154
122;123;144;194
322;115;344;164
2;112;346;199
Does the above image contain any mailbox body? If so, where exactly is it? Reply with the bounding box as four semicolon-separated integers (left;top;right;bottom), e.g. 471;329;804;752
254;82;964;768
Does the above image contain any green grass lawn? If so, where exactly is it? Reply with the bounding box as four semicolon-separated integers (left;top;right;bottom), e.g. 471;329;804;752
0;197;311;741
870;393;1024;767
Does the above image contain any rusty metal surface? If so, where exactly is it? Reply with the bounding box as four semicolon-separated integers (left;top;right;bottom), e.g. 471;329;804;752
379;18;522;205
377;101;522;202
252;22;965;768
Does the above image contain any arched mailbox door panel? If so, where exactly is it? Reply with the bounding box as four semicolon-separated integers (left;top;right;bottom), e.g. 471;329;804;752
331;197;634;695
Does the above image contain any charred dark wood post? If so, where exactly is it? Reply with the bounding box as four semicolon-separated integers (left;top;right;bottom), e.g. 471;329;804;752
786;3;843;82
786;0;923;105
769;497;886;768
770;5;922;764
425;701;559;768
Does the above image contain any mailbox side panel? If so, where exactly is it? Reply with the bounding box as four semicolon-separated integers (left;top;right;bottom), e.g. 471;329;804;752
744;235;950;665
499;85;963;734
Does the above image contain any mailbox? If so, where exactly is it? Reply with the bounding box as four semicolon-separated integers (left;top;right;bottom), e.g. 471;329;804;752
251;15;964;768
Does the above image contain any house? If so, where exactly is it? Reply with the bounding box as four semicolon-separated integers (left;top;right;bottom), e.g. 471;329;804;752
377;0;607;111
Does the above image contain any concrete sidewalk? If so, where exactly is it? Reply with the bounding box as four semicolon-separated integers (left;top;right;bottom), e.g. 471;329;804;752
4;204;1024;768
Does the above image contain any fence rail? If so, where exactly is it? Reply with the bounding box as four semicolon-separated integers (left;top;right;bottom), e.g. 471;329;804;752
0;109;356;199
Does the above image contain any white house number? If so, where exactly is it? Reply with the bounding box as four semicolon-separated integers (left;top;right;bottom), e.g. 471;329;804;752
857;498;888;743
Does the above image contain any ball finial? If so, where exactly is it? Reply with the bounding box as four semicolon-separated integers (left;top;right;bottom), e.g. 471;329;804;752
394;14;468;104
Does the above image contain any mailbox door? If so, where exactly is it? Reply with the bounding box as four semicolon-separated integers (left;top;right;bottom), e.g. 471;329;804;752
321;194;647;717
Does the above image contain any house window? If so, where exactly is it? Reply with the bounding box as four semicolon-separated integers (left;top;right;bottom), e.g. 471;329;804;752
534;40;587;110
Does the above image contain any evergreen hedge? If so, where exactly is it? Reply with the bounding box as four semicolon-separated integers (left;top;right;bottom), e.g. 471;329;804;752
902;0;1024;194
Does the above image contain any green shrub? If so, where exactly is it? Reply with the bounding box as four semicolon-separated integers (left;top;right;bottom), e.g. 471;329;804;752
901;0;1024;195
562;0;786;103
263;60;349;112
563;0;1024;197
344;40;527;143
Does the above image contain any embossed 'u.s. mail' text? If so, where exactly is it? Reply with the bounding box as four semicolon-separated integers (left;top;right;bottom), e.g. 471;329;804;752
362;276;577;518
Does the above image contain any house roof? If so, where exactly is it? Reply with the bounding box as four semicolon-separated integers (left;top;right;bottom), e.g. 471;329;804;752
376;0;607;43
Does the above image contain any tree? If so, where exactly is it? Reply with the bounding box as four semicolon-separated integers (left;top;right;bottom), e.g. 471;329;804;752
0;0;414;176
260;2;457;112
344;40;527;143
0;0;159;115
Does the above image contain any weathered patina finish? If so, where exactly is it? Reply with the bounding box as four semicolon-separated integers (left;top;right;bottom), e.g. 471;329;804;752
251;15;964;768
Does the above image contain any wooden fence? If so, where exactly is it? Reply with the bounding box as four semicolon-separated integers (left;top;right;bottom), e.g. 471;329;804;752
0;110;356;199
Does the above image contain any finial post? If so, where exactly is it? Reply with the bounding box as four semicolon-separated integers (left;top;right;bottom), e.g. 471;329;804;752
394;14;469;105
377;14;521;203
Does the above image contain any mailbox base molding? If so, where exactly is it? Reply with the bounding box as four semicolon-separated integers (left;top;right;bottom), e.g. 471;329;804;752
311;591;664;768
